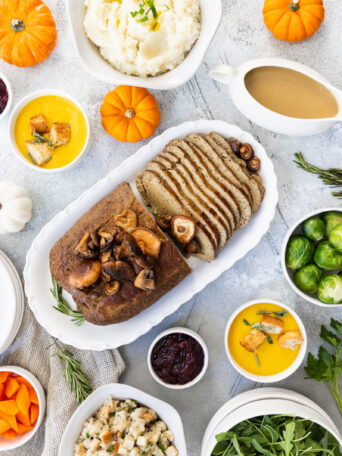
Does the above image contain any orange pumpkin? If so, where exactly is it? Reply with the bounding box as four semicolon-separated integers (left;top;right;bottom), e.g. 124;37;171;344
100;86;161;143
263;0;325;42
0;0;57;67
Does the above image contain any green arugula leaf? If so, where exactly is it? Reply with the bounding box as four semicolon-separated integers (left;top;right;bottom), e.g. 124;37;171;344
282;422;295;456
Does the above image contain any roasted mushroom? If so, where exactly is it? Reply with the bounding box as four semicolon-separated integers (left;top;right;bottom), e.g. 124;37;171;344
114;209;137;232
156;214;172;230
104;280;120;296
134;251;156;269
69;260;101;289
116;231;126;245
102;260;135;282
134;269;155;291
131;228;162;258
228;138;241;155
74;233;99;259
247;157;261;172
171;216;196;245
98;231;114;252
239;143;254;161
100;249;113;263
184;238;201;256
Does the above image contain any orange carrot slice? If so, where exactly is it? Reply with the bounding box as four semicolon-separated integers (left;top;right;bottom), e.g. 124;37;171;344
16;410;30;427
0;400;19;415
30;404;39;425
0;412;18;432
17;422;33;434
16;384;30;414
4;377;19;399
0;419;10;434
28;388;39;405
16;376;32;389
0;384;4;400
0;372;9;383
2;429;16;440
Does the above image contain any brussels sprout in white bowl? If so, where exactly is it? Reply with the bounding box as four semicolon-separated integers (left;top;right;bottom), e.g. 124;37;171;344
282;208;342;307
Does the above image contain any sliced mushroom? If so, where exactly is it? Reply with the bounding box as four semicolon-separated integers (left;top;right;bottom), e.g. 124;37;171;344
104;280;120;296
114;209;137;232
116;231;126;245
102;260;135;281
69;260;101;289
100;249;113;263
131;228;162;258
156;214;172;230
90;231;100;247
184;238;201;256
98;231;114;252
134;252;156;269
74;233;99;259
134;269;155;291
171;216;196;245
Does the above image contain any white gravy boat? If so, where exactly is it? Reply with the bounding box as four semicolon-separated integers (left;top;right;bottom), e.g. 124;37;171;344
210;58;342;136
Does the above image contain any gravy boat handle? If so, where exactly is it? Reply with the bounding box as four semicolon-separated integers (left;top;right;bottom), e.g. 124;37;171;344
209;64;237;86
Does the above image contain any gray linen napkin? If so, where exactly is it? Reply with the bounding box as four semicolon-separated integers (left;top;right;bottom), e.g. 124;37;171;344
0;301;125;456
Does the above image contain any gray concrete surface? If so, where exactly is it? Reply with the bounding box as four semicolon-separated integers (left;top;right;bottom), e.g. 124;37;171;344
0;0;342;454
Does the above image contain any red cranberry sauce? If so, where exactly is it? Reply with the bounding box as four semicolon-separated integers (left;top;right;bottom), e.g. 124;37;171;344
0;79;8;114
151;333;204;385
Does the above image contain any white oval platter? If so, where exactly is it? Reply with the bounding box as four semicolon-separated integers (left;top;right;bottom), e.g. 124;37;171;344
24;119;278;350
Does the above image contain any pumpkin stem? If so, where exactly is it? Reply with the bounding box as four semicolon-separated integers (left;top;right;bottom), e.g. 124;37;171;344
124;108;136;119
289;0;300;12
10;19;25;32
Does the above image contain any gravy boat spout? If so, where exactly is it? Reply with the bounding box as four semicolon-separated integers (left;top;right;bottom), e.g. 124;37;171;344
210;58;342;137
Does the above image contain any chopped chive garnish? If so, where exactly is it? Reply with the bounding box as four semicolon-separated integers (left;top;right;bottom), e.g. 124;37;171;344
243;319;250;326
138;16;149;22
266;335;273;344
147;0;158;18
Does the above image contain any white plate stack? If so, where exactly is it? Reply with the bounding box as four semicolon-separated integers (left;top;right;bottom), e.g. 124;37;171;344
0;250;24;354
201;388;342;456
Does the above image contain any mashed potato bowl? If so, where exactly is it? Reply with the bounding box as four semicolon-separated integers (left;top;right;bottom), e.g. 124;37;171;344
67;0;222;89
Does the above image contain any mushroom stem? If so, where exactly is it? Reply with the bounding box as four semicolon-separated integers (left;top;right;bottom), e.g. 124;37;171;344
124;108;136;119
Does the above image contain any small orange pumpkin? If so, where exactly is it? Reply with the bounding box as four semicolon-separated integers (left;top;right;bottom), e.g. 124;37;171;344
263;0;325;42
0;0;57;67
100;86;161;143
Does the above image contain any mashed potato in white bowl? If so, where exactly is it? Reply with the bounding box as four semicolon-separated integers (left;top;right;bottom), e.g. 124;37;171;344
84;0;201;77
66;0;222;90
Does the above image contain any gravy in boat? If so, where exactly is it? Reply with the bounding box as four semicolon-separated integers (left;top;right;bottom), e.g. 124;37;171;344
244;66;338;119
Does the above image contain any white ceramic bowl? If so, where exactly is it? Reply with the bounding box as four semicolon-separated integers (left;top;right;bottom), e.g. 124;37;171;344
0;71;13;121
147;327;209;389
67;0;222;90
224;299;307;383
282;207;342;308
201;387;341;455
8;89;91;174
59;383;187;456
0;366;46;451
203;395;342;456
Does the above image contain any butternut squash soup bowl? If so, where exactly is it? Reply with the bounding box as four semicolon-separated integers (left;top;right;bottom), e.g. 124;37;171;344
225;299;307;383
8;90;91;173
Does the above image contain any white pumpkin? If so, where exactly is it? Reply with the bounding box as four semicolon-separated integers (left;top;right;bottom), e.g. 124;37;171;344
0;181;32;235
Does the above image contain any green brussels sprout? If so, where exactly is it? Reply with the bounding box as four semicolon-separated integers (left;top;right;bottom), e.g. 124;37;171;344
294;264;323;293
314;241;342;270
317;274;342;304
286;235;315;270
302;216;325;241
323;211;342;236
329;224;342;253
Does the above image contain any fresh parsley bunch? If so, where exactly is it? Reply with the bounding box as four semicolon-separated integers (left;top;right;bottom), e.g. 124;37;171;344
305;318;342;414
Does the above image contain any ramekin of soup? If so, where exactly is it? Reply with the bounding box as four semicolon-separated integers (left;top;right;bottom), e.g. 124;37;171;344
225;299;307;383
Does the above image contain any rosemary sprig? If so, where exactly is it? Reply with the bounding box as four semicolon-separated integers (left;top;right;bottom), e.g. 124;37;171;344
52;342;92;403
33;130;56;148
294;152;342;199
27;152;37;165
50;276;85;326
